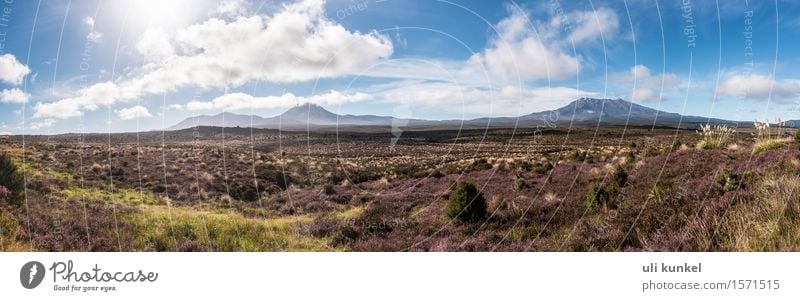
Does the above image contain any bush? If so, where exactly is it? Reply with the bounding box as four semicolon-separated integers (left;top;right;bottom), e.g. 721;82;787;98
513;178;526;191
585;184;610;212
446;182;487;223
0;153;24;206
610;166;628;188
532;162;553;174
322;184;335;195
715;169;741;192
795;130;800;144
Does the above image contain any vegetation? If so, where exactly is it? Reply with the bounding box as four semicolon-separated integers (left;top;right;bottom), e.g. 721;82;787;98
4;124;800;251
696;124;735;149
0;152;24;206
585;184;610;212
446;182;487;223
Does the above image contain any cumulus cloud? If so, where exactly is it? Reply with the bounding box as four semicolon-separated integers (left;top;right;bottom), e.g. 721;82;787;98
614;65;679;103
466;6;617;83
555;7;619;44
0;54;31;85
136;27;174;62
35;0;393;119
28;118;56;130
717;74;800;100
214;0;249;17
375;81;597;116
0;88;30;104
117;105;153;120
186;90;371;111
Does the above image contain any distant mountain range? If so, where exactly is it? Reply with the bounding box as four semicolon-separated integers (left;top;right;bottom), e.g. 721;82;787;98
168;98;749;131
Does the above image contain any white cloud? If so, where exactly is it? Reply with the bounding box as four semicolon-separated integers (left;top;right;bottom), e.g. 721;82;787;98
614;65;679;103
82;16;95;26
82;16;102;43
0;131;11;136
0;54;31;85
556;7;619;44
136;27;174;62
465;6;618;83
28;118;56;130
0;88;30;104
167;104;184;110
87;31;103;43
117;105;153;120
186;90;370;111
628;88;659;103
214;0;249;17
36;0;393;120
717;74;800;100
375;81;597;116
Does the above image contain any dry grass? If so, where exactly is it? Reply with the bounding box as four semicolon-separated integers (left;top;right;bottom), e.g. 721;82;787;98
721;174;800;251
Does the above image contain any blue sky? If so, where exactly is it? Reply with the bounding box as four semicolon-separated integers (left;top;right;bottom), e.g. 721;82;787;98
1;0;799;134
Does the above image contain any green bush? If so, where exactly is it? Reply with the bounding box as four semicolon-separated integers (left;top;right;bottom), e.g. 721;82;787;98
611;166;628;188
513;178;526;191
446;182;487;223
0;153;24;206
585;184;610;212
795;130;800;144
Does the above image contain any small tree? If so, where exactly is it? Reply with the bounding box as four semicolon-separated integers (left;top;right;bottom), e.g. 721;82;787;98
585;184;610;212
446;182;487;223
0;153;23;206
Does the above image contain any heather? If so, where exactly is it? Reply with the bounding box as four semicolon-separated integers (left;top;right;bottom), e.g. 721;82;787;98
1;126;799;251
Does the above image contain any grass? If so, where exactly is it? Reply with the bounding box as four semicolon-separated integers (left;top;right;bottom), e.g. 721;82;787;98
119;206;335;251
752;138;790;154
720;174;800;251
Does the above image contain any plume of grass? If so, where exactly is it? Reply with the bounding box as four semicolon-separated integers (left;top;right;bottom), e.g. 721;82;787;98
752;118;789;154
696;124;735;149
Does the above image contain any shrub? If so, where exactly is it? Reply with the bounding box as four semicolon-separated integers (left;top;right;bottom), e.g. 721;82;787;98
0;153;24;206
446;182;487;223
795;129;800;144
585;184;610;212
670;140;682;152
610;166;628;188
715;169;742;192
572;151;588;161
532;162;553;174
648;184;664;203
468;158;492;172
322;183;335;195
513;178;526;191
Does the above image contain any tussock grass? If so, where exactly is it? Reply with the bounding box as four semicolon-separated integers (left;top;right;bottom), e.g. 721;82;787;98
720;174;800;251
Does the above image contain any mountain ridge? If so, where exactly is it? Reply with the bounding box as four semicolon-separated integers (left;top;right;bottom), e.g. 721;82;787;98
168;98;744;131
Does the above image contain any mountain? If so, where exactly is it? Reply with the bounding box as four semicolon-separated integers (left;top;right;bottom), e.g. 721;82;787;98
167;112;269;130
524;98;733;126
168;98;741;131
464;98;735;128
257;103;405;128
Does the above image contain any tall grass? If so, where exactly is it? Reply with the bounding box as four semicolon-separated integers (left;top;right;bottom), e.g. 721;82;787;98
720;174;800;251
752;118;789;154
696;124;735;149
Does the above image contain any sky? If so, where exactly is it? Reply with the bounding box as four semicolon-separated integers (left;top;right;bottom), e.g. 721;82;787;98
1;0;800;134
